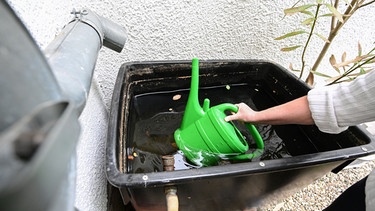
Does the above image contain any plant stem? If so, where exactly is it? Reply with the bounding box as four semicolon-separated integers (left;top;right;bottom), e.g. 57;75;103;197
360;0;375;8
330;0;339;30
305;0;358;85
328;46;375;84
299;3;321;79
327;54;375;85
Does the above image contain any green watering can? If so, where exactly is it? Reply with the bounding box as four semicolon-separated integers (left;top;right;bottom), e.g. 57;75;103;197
174;58;264;167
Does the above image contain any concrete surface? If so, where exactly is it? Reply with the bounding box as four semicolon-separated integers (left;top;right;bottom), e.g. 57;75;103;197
6;0;375;210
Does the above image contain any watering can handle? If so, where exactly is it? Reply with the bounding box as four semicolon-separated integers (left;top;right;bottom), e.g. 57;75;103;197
221;103;265;159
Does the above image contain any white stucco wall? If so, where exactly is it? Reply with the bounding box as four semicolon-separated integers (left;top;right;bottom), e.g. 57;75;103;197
6;0;375;210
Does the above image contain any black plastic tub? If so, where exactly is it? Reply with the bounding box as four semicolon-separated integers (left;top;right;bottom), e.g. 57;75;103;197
106;60;375;210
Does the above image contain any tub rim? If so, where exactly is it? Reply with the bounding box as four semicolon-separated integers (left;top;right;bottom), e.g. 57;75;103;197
105;59;375;188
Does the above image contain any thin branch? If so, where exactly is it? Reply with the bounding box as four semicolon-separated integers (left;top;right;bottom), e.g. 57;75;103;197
331;0;339;30
328;46;375;85
299;3;321;78
359;0;375;8
292;0;303;8
327;54;375;85
305;0;358;85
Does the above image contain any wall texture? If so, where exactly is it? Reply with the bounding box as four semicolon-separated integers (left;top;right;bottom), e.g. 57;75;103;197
8;0;375;105
6;0;375;210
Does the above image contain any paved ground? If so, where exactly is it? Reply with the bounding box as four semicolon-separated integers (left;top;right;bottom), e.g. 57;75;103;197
258;159;375;211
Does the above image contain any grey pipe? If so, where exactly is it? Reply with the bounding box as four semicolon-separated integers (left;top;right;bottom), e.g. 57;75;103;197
0;3;126;211
71;8;127;53
45;8;127;113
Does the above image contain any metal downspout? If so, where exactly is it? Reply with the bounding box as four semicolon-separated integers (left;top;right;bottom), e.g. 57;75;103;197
0;4;126;211
44;8;127;113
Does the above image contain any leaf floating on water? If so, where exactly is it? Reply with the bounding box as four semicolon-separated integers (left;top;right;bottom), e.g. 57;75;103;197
172;94;181;101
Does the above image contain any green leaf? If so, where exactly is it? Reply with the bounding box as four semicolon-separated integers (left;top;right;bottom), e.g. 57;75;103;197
284;4;315;16
281;45;302;52
314;33;331;43
325;4;344;22
301;17;315;25
346;72;363;78
311;71;332;78
319;13;334;18
300;10;314;16
360;67;366;74
275;30;307;40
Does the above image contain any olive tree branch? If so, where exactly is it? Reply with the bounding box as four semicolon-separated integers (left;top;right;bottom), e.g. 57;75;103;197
327;54;375;85
299;3;321;78
330;0;339;30
359;0;375;8
305;0;358;85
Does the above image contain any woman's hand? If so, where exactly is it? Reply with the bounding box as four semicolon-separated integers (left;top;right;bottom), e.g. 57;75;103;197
224;96;314;125
224;103;258;123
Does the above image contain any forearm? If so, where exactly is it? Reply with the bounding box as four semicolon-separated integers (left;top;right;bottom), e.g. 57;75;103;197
252;96;314;125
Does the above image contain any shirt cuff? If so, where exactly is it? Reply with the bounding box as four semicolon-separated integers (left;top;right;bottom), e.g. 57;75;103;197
307;87;348;134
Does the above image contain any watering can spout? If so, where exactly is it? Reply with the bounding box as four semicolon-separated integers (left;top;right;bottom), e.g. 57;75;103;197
180;58;207;130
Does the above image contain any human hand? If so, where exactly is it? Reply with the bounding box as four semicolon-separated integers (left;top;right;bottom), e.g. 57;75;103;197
224;103;258;123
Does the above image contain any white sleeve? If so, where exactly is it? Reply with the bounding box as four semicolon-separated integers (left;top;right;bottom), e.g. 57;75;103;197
307;70;375;134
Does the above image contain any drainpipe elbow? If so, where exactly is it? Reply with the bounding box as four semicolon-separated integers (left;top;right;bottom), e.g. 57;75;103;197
71;8;127;53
